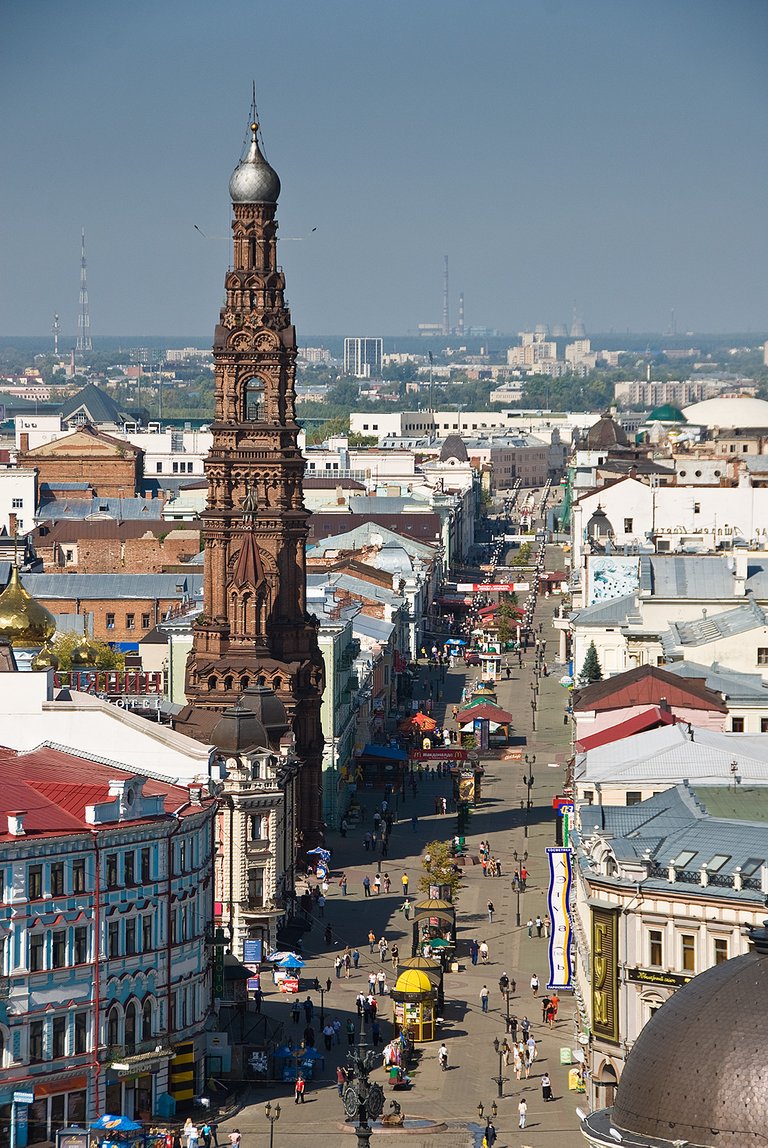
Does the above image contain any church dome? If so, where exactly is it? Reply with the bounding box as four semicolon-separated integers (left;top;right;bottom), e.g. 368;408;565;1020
0;569;56;649
31;644;59;671
610;921;768;1147
211;704;269;756
439;435;469;463
585;412;628;450
229;121;281;204
70;634;101;667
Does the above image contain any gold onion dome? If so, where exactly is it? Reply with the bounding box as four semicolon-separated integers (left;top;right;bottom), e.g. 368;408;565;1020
31;644;59;671
71;634;100;667
0;568;56;648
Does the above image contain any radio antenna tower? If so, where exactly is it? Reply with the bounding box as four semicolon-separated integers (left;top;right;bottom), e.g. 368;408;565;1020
52;313;60;357
457;292;465;338
442;255;450;336
76;229;92;353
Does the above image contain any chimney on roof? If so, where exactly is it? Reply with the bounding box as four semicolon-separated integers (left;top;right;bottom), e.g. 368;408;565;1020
659;695;669;713
7;811;26;836
188;784;203;806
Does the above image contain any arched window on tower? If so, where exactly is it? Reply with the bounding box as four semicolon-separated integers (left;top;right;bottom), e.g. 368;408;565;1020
107;1005;120;1047
125;1000;138;1051
244;378;265;421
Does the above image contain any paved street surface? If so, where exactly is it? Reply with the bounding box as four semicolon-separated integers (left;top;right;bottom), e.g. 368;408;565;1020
220;545;585;1147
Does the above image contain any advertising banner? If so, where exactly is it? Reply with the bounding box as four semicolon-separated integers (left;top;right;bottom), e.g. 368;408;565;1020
546;847;573;990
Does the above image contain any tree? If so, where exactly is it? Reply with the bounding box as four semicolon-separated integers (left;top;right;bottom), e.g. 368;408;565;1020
580;641;603;684
50;632;125;671
418;839;464;906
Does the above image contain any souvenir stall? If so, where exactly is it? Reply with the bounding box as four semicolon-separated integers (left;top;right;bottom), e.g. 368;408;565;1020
266;951;304;992
391;969;438;1043
382;1032;415;1090
411;900;456;966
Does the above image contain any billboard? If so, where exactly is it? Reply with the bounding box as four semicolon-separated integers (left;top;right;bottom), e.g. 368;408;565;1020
591;906;620;1044
546;847;573;990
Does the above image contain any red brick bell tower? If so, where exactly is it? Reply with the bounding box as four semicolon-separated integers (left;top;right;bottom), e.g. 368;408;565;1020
176;109;324;844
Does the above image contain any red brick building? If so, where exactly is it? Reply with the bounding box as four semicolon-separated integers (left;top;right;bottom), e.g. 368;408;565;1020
32;521;201;574
18;426;143;498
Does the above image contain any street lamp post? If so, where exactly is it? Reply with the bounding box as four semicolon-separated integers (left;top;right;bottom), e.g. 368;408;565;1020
264;1101;281;1148
492;1037;507;1097
316;981;326;1027
512;849;528;926
522;759;535;838
477;1101;498;1137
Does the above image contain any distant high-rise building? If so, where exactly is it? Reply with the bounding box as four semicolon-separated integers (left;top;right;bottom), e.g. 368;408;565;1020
343;337;383;378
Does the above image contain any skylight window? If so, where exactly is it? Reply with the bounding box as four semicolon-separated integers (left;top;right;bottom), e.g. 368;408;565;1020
707;854;731;873
673;850;697;867
740;857;763;877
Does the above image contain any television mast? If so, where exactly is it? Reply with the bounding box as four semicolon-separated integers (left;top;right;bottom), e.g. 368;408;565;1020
76;229;92;353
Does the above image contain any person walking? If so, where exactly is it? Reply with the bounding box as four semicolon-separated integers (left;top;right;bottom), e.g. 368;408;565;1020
480;985;490;1013
541;1072;553;1102
343;951;351;978
536;915;543;938
291;999;301;1025
346;1018;356;1045
363;875;371;897
334;955;342;979
391;944;399;971
531;973;540;997
378;937;389;962
544;914;551;938
336;1065;347;1097
499;972;509;996
339;873;347;896
527;918;533;938
509;1014;518;1042
303;996;314;1023
383;872;391;893
377;969;386;994
294;1074;306;1104
368;929;376;953
479;940;489;964
374;873;381;895
470;939;479;966
323;1022;334;1051
438;1042;449;1070
518;1098;527;1129
352;947;360;969
401;873;409;896
521;1016;530;1042
368;971;377;994
487;900;495;924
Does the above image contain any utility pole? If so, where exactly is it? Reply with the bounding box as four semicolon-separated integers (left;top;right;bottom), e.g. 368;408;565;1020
76;229;92;353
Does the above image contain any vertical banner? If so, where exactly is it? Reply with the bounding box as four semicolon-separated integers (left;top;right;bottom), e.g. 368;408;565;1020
546;847;573;990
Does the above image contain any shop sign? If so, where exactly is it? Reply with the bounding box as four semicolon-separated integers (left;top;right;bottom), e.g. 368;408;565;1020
626;967;692;988
591;906;620;1044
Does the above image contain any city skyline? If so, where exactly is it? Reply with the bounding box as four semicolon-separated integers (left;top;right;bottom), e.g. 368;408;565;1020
1;0;766;338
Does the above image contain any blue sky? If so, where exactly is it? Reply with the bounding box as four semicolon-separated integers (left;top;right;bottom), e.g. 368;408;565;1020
1;0;766;338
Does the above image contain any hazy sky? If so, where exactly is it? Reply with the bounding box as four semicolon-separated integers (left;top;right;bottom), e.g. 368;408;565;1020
1;0;766;338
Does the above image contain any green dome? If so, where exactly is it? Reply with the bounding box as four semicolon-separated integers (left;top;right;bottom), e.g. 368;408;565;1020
647;403;686;423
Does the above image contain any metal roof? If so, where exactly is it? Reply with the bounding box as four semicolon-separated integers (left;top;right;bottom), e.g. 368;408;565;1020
21;573;202;600
645;554;735;598
663;598;767;651
665;660;768;703
36;497;165;521
570;593;643;627
578;723;768;787
352;614;395;643
60;383;124;425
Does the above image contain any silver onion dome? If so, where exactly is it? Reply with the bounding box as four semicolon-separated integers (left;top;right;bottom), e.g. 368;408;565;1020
229;121;281;204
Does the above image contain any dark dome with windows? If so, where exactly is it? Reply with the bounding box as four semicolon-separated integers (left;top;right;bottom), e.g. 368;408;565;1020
439;435;469;463
585;412;629;450
586;922;768;1147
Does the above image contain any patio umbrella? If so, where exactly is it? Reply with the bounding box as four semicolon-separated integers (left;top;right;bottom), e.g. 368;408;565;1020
267;950;302;964
276;955;305;968
410;712;437;731
93;1117;143;1132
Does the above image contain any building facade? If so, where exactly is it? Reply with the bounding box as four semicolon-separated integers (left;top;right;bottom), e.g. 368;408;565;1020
0;749;214;1143
343;338;383;379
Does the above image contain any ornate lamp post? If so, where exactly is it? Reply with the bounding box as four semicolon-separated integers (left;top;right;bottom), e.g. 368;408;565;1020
522;756;535;838
492;1036;507;1097
264;1101;281;1148
477;1101;498;1134
341;1019;385;1148
513;849;528;927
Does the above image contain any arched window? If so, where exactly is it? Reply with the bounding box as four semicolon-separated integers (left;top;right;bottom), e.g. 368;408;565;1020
240;676;250;692
208;675;217;692
244;379;264;421
224;675;234;692
125;1001;138;1050
142;998;154;1042
107;1005;120;1047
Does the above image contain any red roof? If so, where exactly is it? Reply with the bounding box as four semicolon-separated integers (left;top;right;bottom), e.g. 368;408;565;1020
576;707;675;751
458;703;514;724
0;745;206;840
572;664;726;714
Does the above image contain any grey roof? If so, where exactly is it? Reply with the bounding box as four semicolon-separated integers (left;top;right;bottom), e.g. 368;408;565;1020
352;614;395;643
36;496;165;522
61;383;123;425
746;560;768;598
307;571;403;608
307;522;437;560
347;496;423;515
577;722;768;788
662;598;767;652
643;554;735;598
570;593;643;627
577;784;768;896
20;573;202;600
665;660;768;703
